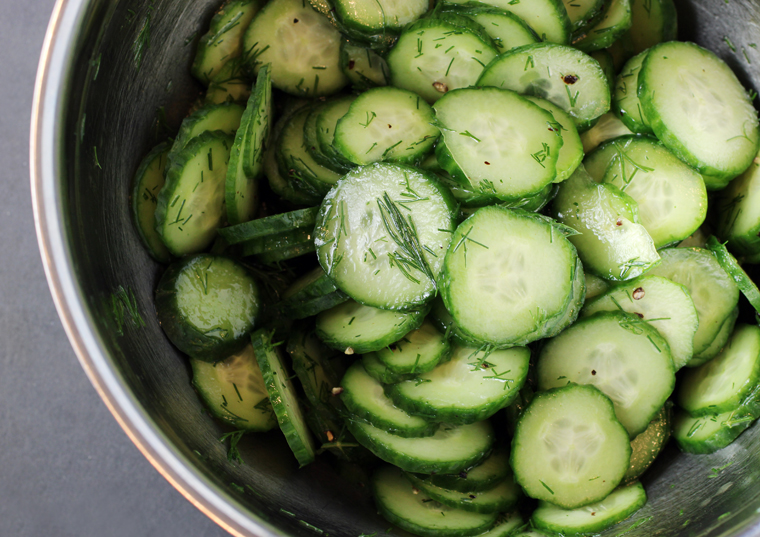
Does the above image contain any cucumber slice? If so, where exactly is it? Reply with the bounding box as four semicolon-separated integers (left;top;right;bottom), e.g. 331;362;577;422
532;482;647;535
315;163;456;310
553;164;660;281
277;107;342;195
716;151;760;260
205;57;252;105
172;102;245;156
315;95;357;172
156;132;233;256
414;446;511;493
477;43;611;131
428;296;482;348
434;88;564;200
340;362;438;437
334;87;439;166
441;206;580;346
407;472;520;514
387;18;498;104
472;512;523;537
225;64;272;225
444;0;572;44
673;394;760;455
623;405;671;485
573;0;632;53
332;0;428;34
612;51;653;134
706;236;760;315
243;0;348;97
522;95;584;183
537;311;676;437
638;41;760;188
511;383;631;509
287;322;345;412
340;41;390;90
679;324;760;417
647;247;740;358
315;299;429;355
373;466;499;537
591;49;617;89
584;273;609;301
628;0;677;55
191;343;276;430
276;266;346;318
580;112;633;153
600;136;708;248
155;254;262;362
219;207;318;244
376;320;450;376
581;275;699;371
388;344;531;425
237;227;314;257
251;328;316;466
349;419;494;474
191;0;263;85
562;0;605;30
690;307;740;367
439;6;539;54
362;352;415;385
131;142;172;263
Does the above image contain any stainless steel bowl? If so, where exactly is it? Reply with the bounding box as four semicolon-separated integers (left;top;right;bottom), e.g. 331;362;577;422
30;1;760;536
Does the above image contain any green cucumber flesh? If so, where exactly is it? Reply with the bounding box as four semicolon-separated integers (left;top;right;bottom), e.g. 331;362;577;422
414;446;511;493
376;320;450;376
131;142;172;263
219;207;318;244
406;472;520;514
623;404;671;484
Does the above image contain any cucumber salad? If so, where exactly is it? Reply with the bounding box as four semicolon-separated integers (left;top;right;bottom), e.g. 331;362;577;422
131;0;760;535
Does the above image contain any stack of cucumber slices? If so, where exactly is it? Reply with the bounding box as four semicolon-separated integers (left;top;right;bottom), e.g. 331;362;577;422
129;0;760;534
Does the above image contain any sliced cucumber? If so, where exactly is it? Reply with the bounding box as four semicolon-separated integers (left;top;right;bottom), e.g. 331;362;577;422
376;320;450;376
192;0;263;85
315;299;428;355
584;273;609;301
243;0;348;97
706;236;760;315
131;142;172;263
638;41;760;188
238;227;316;262
679;324;760;417
332;0;428;34
553;164;659;281
537;311;675;437
628;0;677;55
373;466;499;537
441;206;581;346
434;88;564;200
219;207;318;245
439;5;539;54
531;482;647;535
562;0;605;30
477;43;611;131
362;352;415;385
315;163;456;310
648;247;740;358
691;307;740;367
225;64;272;225
263;126;323;206
471;512;523;537
334;87;439;166
155;254;261;362
349;419;494;474
428;296;483;348
623;405;671;485
191;343;276;430
205;57;252;104
573;0;632;53
388;344;530;425
386;17;498;104
276;266;348;320
716;151;760;260
581;275;699;371
155;131;233;256
315;95;357;172
251;328;316;466
415;446;511;493
340;362;438;438
406;472;520;514
172;102;245;155
612;51;653;134
340;40;390;90
511;383;631;509
580;112;633;153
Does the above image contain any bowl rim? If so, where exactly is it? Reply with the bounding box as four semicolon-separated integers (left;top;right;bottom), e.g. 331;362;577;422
29;1;286;535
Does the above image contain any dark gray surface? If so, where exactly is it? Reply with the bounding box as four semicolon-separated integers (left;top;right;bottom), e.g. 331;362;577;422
0;2;228;536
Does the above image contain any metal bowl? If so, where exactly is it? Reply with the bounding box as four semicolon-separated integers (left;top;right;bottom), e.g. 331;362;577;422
30;0;760;536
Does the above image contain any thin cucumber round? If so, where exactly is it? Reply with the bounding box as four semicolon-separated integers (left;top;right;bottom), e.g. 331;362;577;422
531;482;647;535
388;344;530;425
623;405;671;485
340;41;390;90
219;207;318;245
406;472;520;514
628;0;677;55
580;112;633;153
511;383;631;509
706;236;760;315
315;299;429;355
673;395;760;455
276;267;349;320
414;446;511;493
439;6;539;54
204;57;252;105
171;102;245;157
678;324;760;417
612;51;653;134
362;352;416;385
191;343;276;431
252;328;316;466
573;0;632;53
155;254;261;362
563;0;605;30
315;95;357;172
537;311;675;437
372;466;499;537
716;151;760;260
340;362;438;438
263;128;323;206
332;0;428;34
131;142;172;263
691;307;740;367
375;320;450;376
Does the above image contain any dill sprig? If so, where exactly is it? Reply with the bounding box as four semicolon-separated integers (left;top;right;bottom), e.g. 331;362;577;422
220;430;247;464
376;192;436;288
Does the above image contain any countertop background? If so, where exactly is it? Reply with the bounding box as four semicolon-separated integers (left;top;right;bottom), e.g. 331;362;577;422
1;3;228;536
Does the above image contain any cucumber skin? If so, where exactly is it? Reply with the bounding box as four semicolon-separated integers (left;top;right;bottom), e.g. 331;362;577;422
406;473;520;514
622;404;671;485
414;446;511;493
155;255;260;362
131;141;173;264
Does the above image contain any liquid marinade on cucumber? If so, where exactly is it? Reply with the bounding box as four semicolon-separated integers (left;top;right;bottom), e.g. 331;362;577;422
127;0;760;535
